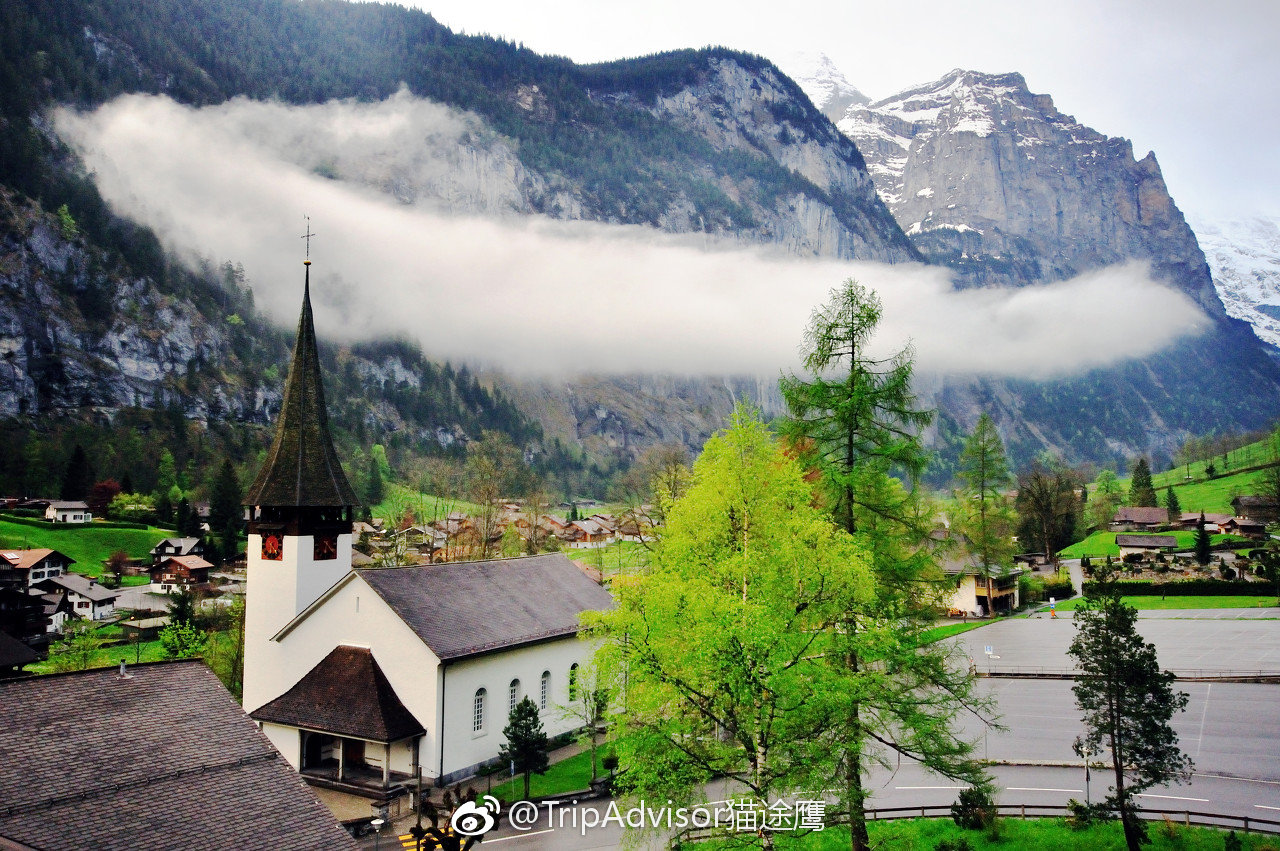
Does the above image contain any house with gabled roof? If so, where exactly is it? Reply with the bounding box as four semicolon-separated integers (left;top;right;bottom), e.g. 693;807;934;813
35;573;119;621
0;548;74;589
44;501;92;523
242;266;614;800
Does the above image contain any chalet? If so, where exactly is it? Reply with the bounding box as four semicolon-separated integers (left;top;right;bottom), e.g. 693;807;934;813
1232;495;1279;523
0;662;357;849
242;272;614;801
567;517;612;549
34;587;75;634
1115;534;1178;558
0;548;75;589
0;586;51;648
149;555;214;594
36;573;119;621
150;537;207;564
1222;517;1266;539
119;615;171;641
1110;506;1169;532
45;500;93;523
1173;512;1233;532
938;548;1022;617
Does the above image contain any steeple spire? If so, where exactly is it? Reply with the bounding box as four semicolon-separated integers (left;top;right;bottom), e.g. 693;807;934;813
245;260;357;509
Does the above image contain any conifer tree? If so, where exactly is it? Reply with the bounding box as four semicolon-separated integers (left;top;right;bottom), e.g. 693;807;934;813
499;696;549;800
1070;567;1192;850
1194;513;1212;566
956;414;1016;608
1127;457;1157;507
1164;487;1181;524
779;281;985;850
59;444;92;500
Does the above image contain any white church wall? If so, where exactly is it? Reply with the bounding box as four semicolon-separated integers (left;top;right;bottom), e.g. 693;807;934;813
261;572;443;768
946;575;979;617
437;637;597;783
260;721;303;767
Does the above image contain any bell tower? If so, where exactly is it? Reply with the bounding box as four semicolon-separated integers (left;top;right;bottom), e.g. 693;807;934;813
242;257;358;712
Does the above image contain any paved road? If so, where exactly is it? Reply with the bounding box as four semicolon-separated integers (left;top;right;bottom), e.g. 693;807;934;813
955;612;1280;676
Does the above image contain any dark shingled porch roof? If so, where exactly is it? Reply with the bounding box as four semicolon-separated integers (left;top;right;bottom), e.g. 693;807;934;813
244;269;357;508
250;646;425;743
357;553;614;662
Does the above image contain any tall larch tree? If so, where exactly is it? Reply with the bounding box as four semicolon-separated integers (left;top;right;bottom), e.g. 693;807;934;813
956;413;1017;607
779;280;989;851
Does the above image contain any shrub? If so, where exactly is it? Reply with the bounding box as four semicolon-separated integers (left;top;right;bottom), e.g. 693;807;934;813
1224;830;1243;851
1220;565;1236;580
935;839;974;851
950;786;996;830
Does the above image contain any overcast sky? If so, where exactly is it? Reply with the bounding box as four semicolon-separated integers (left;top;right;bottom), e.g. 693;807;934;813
387;0;1279;220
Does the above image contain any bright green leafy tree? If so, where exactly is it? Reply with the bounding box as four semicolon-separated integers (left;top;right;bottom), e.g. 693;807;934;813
1069;567;1192;851
588;406;876;849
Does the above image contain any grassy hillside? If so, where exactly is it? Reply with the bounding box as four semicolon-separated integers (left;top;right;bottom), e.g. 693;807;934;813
1111;433;1277;514
0;518;172;576
1060;530;1250;559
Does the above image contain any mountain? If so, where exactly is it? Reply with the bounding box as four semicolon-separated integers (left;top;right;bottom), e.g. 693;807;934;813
794;64;1280;469
776;51;870;125
1;0;1276;481
1189;215;1280;351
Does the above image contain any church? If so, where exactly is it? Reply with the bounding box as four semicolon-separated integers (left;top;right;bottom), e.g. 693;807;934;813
242;259;614;798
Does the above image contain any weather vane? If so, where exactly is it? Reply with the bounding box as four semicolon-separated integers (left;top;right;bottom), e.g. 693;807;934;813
301;215;316;264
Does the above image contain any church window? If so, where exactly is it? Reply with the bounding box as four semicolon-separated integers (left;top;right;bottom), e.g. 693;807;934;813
473;688;487;734
509;679;520;714
540;671;550;710
568;663;579;702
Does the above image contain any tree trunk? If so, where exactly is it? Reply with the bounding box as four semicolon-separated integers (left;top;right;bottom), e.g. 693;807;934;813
847;640;869;851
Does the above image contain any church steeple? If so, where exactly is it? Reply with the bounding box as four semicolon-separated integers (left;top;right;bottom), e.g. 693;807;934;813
245;261;358;511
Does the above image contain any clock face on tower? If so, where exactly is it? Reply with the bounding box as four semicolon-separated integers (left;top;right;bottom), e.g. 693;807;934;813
261;534;283;561
314;534;338;561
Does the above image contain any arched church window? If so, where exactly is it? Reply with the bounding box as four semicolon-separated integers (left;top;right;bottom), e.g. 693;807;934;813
509;679;521;714
568;663;579;702
540;670;550;710
473;688;486;734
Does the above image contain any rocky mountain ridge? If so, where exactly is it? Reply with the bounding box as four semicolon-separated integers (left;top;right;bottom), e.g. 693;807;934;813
1188;215;1280;350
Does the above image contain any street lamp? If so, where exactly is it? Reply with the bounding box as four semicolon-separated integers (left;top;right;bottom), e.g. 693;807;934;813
370;817;384;851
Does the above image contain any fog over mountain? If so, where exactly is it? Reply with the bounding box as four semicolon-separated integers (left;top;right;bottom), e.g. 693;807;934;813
53;93;1208;380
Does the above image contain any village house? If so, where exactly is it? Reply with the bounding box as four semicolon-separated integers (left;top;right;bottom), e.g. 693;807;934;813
1172;512;1233;532
0;548;75;589
567;517;613;548
44;500;92;523
1232;495;1279;523
35;586;75;634
150;536;207;564
0;630;39;677
0;586;51;649
1115;534;1178;559
149;554;214;594
241;270;615;802
1109;506;1169;532
35;573;119;621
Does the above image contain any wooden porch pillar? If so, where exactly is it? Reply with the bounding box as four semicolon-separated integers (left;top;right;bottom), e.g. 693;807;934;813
338;738;345;782
383;742;391;787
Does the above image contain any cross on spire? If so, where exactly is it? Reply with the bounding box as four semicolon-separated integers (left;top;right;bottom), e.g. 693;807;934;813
300;215;316;262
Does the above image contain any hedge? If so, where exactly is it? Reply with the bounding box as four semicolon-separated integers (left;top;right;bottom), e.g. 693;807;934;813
0;513;150;531
1042;580;1074;600
1081;579;1266;597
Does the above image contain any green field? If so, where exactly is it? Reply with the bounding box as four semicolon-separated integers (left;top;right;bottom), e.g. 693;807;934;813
920;621;992;643
1044;595;1278;612
1059;531;1250;559
0;518;173;577
369;484;481;526
486;747;612;801
1107;434;1276;514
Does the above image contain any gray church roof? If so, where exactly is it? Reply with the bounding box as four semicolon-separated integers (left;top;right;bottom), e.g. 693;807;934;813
0;661;356;850
244;268;358;508
358;553;614;662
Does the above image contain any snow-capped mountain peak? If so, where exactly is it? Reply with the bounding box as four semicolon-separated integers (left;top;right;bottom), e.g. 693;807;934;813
776;50;869;123
1190;215;1280;350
